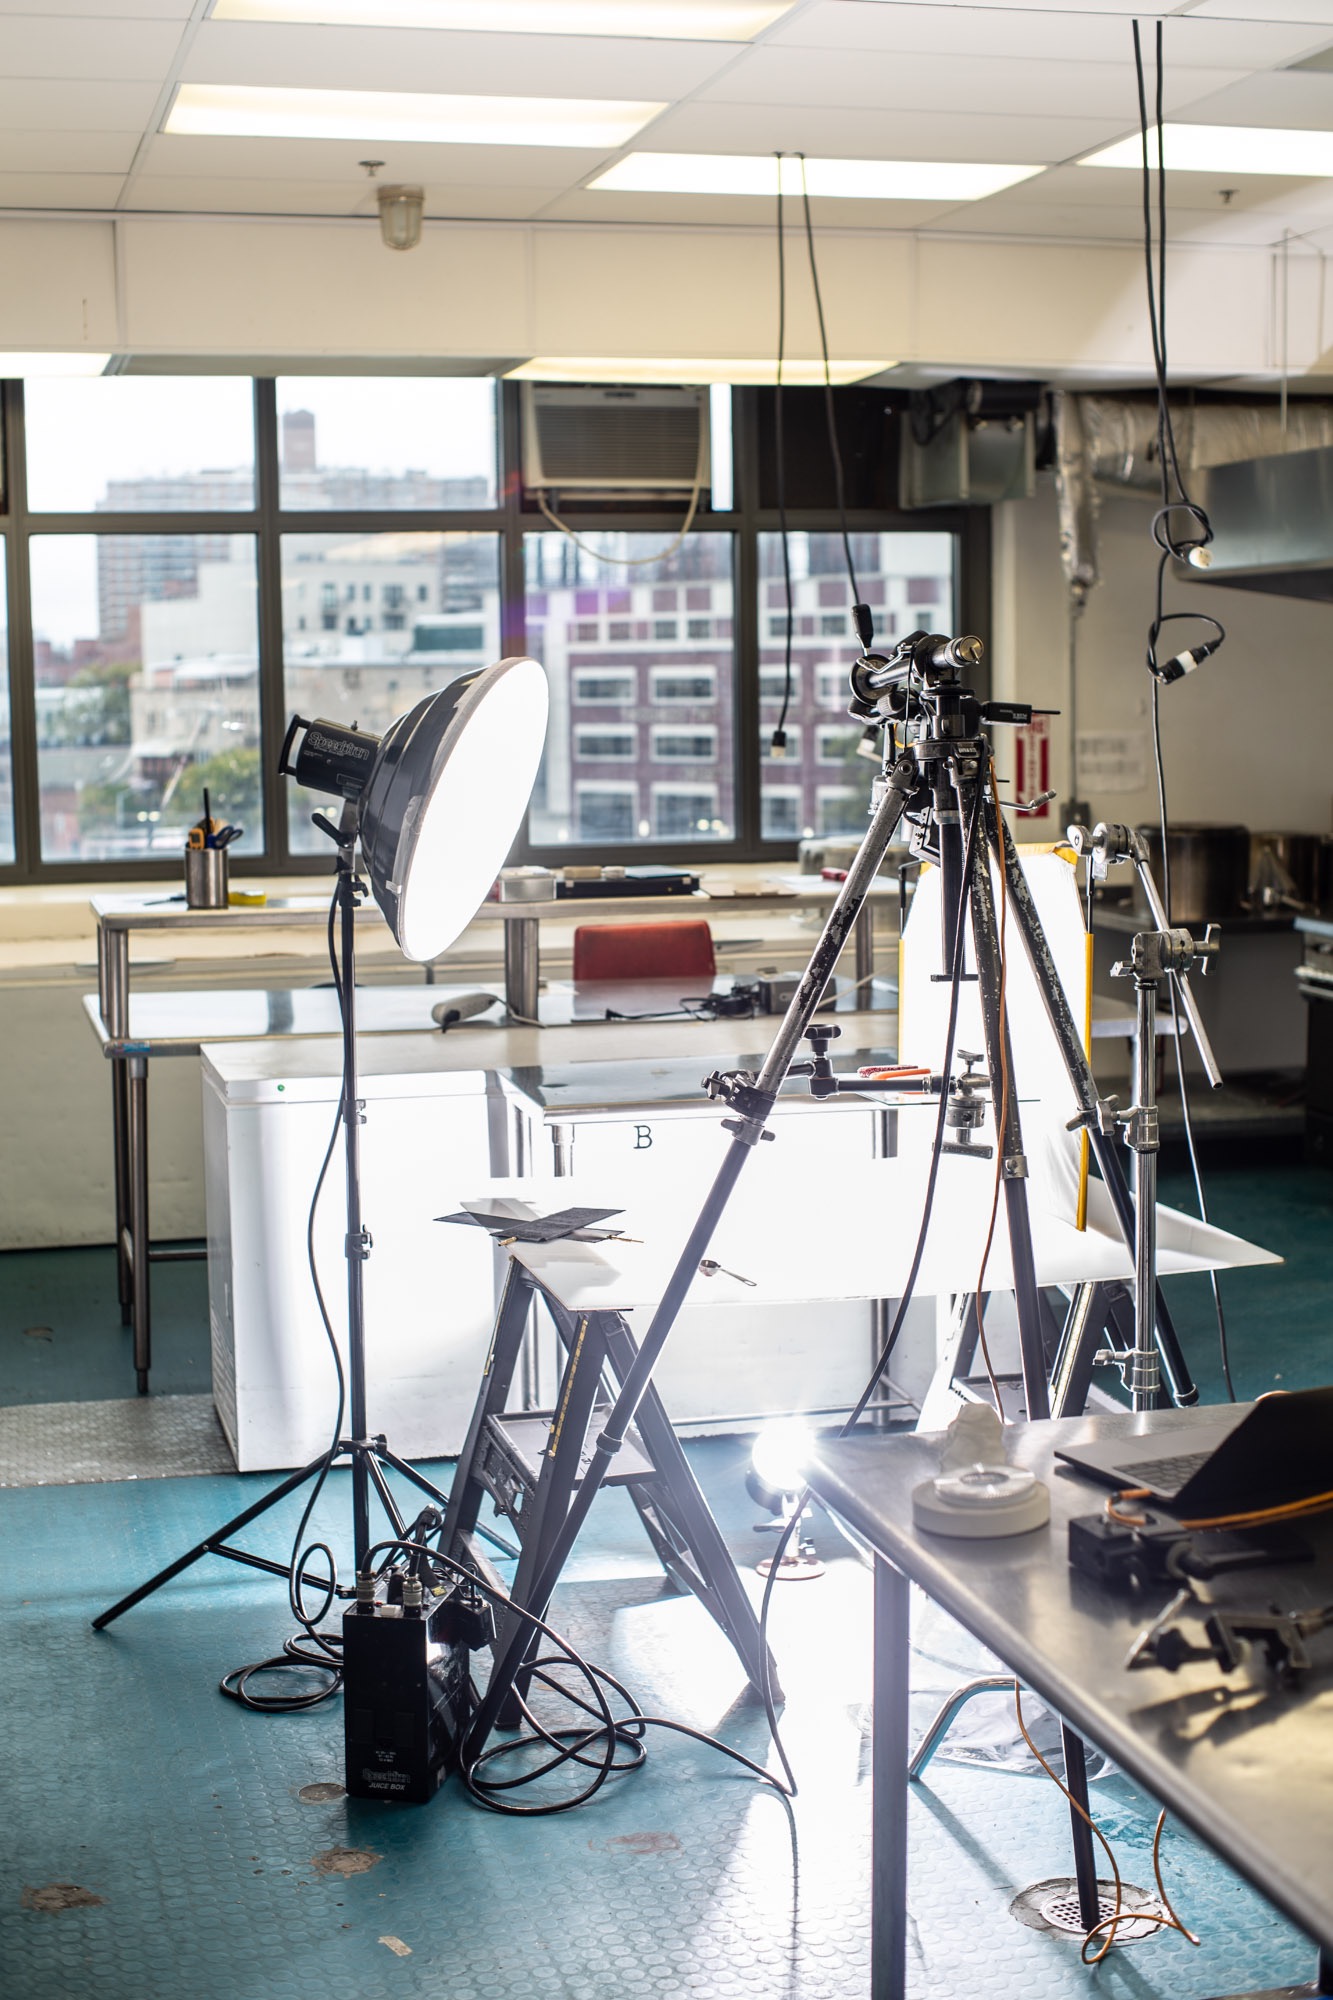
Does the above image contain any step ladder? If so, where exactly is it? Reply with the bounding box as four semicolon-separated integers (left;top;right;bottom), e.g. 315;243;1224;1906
441;1258;781;1726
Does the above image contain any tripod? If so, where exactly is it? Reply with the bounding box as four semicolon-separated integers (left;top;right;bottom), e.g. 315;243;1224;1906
94;802;451;1635
463;627;1197;1755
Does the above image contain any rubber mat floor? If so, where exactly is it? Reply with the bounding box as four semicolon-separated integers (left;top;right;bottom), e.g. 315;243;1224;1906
2;1445;1318;2000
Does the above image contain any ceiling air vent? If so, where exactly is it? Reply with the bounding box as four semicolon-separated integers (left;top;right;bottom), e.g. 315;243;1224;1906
522;384;709;494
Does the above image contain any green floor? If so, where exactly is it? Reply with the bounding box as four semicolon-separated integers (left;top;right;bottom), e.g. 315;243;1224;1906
2;1147;1330;1999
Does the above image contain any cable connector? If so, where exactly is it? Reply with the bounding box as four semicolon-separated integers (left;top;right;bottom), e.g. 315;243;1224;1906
769;728;787;757
852;601;875;650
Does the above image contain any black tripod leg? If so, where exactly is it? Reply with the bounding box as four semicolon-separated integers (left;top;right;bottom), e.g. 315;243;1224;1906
966;816;1050;1420
92;1448;344;1629
598;1314;782;1703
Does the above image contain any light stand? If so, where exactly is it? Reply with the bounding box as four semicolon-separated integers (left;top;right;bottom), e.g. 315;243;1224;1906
94;658;549;1635
463;628;1200;1761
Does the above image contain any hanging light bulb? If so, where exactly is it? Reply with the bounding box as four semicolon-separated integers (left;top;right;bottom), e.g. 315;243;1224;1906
377;183;425;251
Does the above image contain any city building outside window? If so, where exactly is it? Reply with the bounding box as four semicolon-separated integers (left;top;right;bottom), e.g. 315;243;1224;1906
0;378;970;876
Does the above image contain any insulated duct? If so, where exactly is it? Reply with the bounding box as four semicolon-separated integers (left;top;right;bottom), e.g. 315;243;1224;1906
1040;392;1328;600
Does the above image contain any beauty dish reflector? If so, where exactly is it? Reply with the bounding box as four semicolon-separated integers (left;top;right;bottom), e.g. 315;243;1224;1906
280;655;549;962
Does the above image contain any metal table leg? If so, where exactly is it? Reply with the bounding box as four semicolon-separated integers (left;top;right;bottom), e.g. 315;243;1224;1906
125;1052;152;1393
503;914;540;1024
100;926;134;1323
873;1556;911;2000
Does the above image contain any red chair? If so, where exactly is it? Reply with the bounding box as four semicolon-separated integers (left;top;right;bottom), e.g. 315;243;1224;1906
571;919;716;983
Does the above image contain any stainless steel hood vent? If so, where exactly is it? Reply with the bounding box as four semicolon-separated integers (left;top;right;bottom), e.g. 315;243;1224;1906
1192;445;1333;602
1052;393;1333;603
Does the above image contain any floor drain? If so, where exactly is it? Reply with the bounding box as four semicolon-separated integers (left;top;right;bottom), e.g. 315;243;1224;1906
1011;1876;1160;1946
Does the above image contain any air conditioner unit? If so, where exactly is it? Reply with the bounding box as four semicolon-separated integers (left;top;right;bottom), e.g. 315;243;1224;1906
521;384;709;495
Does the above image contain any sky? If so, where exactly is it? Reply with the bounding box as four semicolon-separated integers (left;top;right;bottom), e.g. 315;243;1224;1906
22;374;497;647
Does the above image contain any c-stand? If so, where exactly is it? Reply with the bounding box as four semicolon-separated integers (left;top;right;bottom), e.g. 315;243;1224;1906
464;627;1198;1758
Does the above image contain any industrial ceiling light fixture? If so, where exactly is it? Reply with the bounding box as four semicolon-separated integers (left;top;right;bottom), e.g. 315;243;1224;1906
376;182;425;250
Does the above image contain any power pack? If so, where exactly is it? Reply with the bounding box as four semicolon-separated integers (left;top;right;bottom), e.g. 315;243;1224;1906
342;1582;474;1805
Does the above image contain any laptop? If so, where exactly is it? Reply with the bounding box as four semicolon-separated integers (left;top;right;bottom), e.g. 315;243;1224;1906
1054;1386;1333;1515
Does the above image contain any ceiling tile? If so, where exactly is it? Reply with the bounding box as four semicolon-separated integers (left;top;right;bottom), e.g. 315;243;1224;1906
121;175;561;218
0;14;184;77
0;79;164;129
644;99;1124;163
693;46;1247;117
134;134;614;187
767;2;1333;68
0;172;126;206
1168;69;1333;123
182;21;740;97
0;1;193;14
1183;1;1333;20
0;129;140;171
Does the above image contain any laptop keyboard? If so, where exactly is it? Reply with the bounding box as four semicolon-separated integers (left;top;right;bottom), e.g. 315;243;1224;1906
1117;1448;1212;1490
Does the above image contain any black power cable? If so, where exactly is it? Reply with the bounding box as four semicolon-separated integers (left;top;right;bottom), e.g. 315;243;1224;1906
797;156;865;623
1131;17;1235;1401
220;885;353;1711
772;152;796;758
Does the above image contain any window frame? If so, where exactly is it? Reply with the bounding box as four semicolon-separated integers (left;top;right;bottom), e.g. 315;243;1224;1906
0;378;988;879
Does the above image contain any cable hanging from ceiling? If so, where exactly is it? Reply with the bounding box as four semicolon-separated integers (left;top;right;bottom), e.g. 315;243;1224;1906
1131;14;1234;1401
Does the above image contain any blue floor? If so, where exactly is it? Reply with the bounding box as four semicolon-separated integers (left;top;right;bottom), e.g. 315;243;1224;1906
3;1153;1331;1998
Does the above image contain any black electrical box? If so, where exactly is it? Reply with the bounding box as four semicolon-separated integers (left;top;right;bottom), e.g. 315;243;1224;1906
342;1588;472;1805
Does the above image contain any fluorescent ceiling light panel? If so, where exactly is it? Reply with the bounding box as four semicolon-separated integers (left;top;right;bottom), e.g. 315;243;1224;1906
1083;125;1333;175
0;352;111;377
166;83;664;147
590;153;1041;200
210;0;796;37
507;357;889;386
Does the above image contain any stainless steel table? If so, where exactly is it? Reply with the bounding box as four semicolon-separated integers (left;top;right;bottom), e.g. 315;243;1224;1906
88;883;893;1391
804;1412;1333;2000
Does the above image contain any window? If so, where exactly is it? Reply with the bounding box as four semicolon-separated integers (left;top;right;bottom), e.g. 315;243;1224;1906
25;377;256;514
653;786;718;840
576;783;637;842
760;664;800;701
816;725;859;764
0;381;970;877
758;528;955;846
275;377;497;510
31;534;260;863
526;533;734;848
761;788;802;840
815;664;849;709
281;531;500;853
575;726;636;761
817;786;865;836
652;726;717;762
651;667;716;703
573;669;635;704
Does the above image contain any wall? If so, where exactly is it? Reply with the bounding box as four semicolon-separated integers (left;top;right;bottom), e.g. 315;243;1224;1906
994;476;1333;836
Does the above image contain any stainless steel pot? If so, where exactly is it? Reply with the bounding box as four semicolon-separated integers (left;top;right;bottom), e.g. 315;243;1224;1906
1250;831;1333;910
1134;823;1250;925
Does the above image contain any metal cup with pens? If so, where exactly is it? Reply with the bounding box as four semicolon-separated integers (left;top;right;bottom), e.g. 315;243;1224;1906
184;788;243;908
